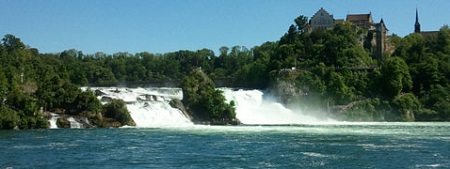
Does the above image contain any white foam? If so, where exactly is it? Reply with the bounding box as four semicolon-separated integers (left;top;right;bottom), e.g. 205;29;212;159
83;87;339;127
49;113;60;129
67;117;82;128
220;88;336;125
90;87;193;128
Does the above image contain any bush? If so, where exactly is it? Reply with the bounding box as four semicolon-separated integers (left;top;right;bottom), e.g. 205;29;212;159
73;89;102;115
0;106;19;129
102;99;134;126
181;69;236;122
392;93;420;121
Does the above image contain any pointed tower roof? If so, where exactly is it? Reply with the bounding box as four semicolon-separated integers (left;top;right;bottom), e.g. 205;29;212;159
415;8;421;33
376;18;388;31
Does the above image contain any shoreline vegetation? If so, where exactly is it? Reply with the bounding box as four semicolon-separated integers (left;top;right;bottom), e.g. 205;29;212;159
1;15;450;129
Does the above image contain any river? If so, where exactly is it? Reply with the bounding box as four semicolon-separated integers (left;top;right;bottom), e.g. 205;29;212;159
1;123;449;168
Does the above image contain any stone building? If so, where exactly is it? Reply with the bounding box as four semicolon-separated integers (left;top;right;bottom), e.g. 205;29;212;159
307;8;390;61
346;13;374;30
334;19;345;25
373;19;389;61
309;8;335;31
345;12;389;61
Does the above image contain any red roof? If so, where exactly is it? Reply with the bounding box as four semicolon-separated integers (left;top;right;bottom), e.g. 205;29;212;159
346;14;371;22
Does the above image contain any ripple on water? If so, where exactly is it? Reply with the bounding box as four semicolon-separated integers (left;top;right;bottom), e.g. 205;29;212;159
1;124;450;169
415;163;448;168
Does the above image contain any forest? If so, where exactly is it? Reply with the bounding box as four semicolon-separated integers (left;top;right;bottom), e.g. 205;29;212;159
1;15;450;129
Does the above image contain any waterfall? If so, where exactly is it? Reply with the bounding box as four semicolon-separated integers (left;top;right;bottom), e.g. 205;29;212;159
90;87;193;128
49;113;60;129
127;101;192;128
83;87;335;127
220;88;336;125
67;117;82;128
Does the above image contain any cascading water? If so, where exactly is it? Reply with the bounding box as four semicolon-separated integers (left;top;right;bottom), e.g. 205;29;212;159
89;87;193;128
220;88;336;125
67;117;82;128
49;113;60;129
83;87;335;127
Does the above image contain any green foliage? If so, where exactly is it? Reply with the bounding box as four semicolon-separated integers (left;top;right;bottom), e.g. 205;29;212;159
74;89;102;115
102;99;134;126
0;105;20;129
2;34;26;52
0;34;106;129
294;15;309;34
392;93;420;121
380;57;412;98
34;114;50;129
181;69;236;122
326;72;354;105
343;99;390;121
390;29;450;121
418;85;450;120
268;18;450;121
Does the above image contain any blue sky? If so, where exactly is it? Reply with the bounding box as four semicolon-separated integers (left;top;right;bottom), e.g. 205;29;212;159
0;0;449;55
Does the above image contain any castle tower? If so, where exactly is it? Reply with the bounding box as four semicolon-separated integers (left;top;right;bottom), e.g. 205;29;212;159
415;8;421;33
375;18;388;61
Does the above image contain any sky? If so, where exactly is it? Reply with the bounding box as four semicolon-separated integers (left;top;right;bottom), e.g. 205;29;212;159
0;0;449;55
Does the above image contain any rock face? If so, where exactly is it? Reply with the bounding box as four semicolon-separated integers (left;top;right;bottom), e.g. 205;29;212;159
56;117;70;128
270;70;306;105
94;89;107;96
53;114;96;128
169;99;193;120
271;79;300;104
101;96;113;102
269;69;331;118
100;118;125;128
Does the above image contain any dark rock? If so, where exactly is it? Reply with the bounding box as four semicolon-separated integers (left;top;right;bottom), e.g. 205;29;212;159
138;94;162;102
100;117;136;128
100;118;123;128
169;99;192;120
170;99;241;125
94;89;106;96
43;111;52;120
56;117;70;128
77;116;95;128
101;96;113;102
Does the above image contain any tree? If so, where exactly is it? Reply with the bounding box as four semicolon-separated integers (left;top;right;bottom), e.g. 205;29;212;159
392;93;420;121
181;69;236;123
419;85;450;120
326;71;354;105
2;34;26;52
380;57;412;99
294;15;308;33
102;99;134;126
0;105;20;129
287;24;297;44
73;89;102;115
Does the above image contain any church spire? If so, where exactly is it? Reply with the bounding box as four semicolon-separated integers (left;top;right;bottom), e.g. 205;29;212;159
415;8;421;33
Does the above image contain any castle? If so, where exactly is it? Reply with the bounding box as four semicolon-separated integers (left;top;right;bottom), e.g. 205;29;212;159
307;8;389;61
